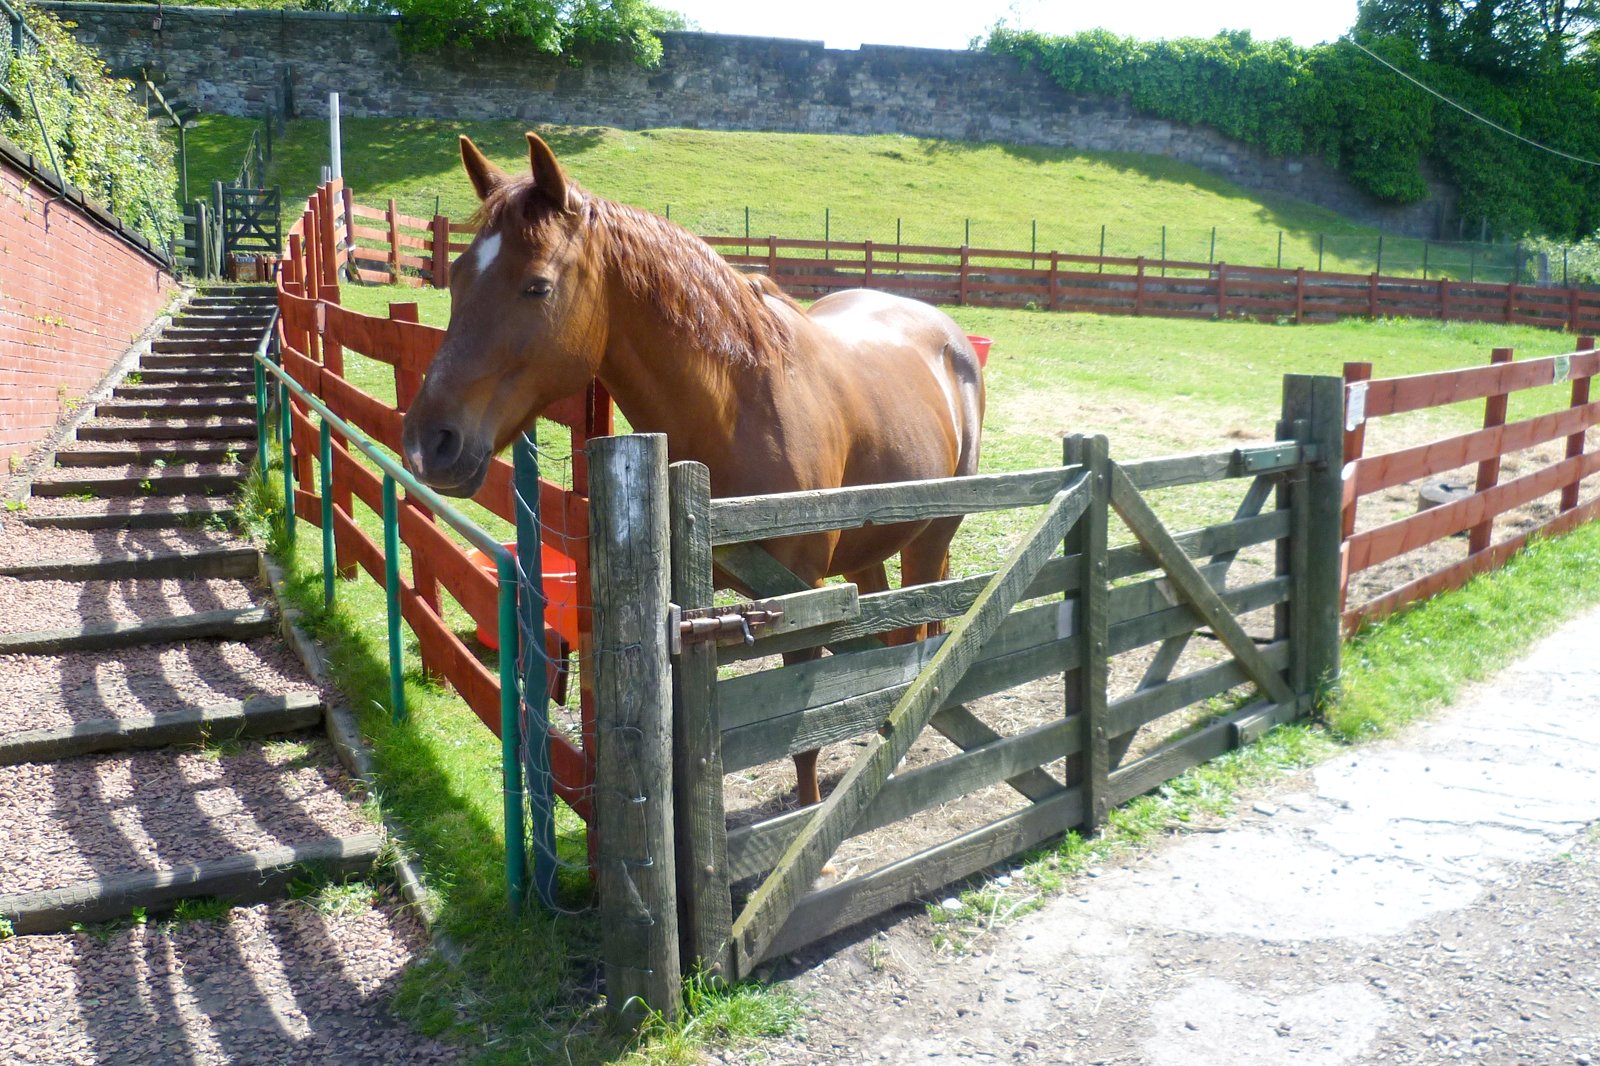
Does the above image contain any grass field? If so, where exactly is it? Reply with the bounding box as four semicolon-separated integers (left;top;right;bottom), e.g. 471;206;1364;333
180;114;1523;279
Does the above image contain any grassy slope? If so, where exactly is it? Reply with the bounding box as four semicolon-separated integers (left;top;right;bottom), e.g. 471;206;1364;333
259;119;1475;276
173;114;264;203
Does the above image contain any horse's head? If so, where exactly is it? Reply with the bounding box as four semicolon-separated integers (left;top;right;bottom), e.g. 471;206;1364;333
402;133;607;497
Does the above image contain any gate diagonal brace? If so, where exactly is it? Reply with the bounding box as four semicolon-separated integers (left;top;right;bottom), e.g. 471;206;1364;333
668;602;784;653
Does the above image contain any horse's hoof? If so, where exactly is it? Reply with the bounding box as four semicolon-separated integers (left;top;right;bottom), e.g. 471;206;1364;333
820;862;840;878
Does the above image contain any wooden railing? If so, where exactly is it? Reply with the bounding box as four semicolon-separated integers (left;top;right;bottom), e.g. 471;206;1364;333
1340;339;1600;631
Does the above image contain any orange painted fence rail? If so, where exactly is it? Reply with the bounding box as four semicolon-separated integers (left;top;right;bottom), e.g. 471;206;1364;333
277;178;612;824
1339;338;1600;633
327;188;1600;334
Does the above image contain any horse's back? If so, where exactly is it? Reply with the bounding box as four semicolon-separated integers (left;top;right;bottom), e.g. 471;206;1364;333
802;289;985;479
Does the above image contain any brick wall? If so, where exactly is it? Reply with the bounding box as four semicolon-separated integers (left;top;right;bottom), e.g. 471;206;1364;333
0;139;175;474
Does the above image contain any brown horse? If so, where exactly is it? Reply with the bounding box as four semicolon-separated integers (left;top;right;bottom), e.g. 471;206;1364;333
402;133;985;805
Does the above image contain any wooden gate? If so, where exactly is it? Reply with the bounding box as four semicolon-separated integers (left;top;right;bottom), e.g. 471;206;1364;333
220;185;282;263
585;375;1344;1020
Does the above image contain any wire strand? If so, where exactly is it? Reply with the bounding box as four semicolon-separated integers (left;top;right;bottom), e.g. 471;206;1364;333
1347;37;1600;169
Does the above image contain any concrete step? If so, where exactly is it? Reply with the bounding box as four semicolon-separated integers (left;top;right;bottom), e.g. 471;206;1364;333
136;367;254;385
0;691;323;766
94;399;255;420
76;419;253;442
55;443;255;466
21;497;236;529
0;544;258;582
114;382;248;402
152;337;259;355
30;467;247;498
141;353;256;372
0;606;276;655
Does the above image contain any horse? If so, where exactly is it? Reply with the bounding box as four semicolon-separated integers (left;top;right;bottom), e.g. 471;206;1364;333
401;132;985;807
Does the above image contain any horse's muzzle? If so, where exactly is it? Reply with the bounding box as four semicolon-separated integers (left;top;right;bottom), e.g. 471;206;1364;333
401;416;491;497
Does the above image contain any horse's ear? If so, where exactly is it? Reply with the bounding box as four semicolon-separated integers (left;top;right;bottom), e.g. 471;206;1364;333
527;132;576;214
460;136;507;202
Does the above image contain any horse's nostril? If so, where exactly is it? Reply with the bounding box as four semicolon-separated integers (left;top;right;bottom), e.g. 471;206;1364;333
430;426;462;466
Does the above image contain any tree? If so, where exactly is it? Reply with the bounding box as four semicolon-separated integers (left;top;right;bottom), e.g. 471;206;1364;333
1354;0;1600;73
349;0;687;62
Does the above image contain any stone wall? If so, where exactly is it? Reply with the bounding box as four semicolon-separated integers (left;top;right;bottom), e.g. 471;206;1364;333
40;1;1452;236
0;136;176;473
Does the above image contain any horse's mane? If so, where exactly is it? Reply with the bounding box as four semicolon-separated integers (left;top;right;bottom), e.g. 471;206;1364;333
473;178;799;368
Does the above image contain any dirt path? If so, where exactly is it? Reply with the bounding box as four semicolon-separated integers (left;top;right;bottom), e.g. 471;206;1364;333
749;605;1600;1065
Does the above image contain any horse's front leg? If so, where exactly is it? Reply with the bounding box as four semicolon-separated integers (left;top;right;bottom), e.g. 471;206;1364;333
785;646;825;806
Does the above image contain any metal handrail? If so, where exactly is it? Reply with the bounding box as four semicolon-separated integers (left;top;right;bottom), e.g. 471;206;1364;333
250;307;534;912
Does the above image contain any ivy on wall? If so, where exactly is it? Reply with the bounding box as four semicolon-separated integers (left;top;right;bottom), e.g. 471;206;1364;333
987;27;1600;241
2;1;178;246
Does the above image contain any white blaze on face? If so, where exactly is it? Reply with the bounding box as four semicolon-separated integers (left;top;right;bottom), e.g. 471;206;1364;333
465;231;503;278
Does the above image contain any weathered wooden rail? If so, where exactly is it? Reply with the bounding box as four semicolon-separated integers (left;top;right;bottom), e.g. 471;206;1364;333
585;375;1344;1019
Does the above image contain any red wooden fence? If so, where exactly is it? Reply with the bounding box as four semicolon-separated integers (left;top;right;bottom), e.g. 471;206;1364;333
1340;338;1600;632
277;179;611;820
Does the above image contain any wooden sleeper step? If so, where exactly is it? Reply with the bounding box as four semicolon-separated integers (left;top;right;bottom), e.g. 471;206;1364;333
0;606;277;655
0;832;382;935
21;500;235;530
0;691;324;767
55;444;255;466
75;421;253;442
94;400;254;420
0;544;258;582
29;470;246;498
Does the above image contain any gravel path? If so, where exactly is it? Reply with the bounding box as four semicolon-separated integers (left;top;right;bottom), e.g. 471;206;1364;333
750;605;1600;1066
0;576;265;633
0;895;459;1065
0;737;370;893
0;640;316;737
0;525;250;566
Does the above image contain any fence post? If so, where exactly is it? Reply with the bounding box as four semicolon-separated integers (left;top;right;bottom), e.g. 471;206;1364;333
863;239;873;289
589;433;682;1023
1281;375;1345;704
1439;278;1449;321
1134;256;1146;316
1073;435;1110;831
1048;250;1060;312
1505;281;1515;323
1339;362;1373;610
1561;335;1594;514
668;461;732;979
1295;267;1306;325
1367;272;1379;319
959;245;970;305
1468;348;1515;555
386;198;401;284
767;235;777;281
1569;286;1582;335
430;214;450;288
1216;263;1228;319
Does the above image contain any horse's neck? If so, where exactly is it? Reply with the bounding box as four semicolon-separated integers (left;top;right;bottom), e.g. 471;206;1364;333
595;283;774;471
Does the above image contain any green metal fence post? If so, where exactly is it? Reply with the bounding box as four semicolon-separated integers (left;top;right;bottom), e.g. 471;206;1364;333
498;548;530;914
318;418;335;609
278;379;294;548
515;437;558;910
253;360;268;468
382;474;405;723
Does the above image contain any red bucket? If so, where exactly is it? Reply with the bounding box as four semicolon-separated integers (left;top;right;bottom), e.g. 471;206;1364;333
966;335;992;367
467;543;579;650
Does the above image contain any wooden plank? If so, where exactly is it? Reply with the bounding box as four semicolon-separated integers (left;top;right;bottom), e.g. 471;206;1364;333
756;787;1083;963
1110;467;1296;707
691;583;859;649
1562;338;1595;512
590;435;681;1021
1121;442;1303;491
726;716;1078;881
1468;348;1515;554
669;462;733;978
1107;697;1303;806
709;466;1083;545
1361;350;1600;419
1108;642;1289;736
729;471;1092;971
1346;448;1600;573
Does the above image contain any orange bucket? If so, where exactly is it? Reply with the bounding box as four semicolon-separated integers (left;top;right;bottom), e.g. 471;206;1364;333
965;335;992;367
467;543;580;650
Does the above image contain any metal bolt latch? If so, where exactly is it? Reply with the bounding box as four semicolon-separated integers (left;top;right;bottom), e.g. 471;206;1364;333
668;602;784;654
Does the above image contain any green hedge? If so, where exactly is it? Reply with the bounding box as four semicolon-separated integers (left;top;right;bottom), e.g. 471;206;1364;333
2;2;178;246
987;28;1600;241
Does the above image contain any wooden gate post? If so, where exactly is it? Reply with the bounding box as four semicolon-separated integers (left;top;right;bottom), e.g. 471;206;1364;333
1562;336;1595;514
669;462;733;979
1281;375;1345;704
589;434;682;1023
1075;435;1110;830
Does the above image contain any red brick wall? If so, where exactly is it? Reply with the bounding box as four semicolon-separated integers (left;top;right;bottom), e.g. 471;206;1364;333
0;151;176;474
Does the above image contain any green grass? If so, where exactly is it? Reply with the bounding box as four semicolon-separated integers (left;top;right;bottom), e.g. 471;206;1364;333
173;114;264;204
259;119;1504;278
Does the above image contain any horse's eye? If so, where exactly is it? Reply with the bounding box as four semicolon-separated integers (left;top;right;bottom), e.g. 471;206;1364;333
523;279;553;298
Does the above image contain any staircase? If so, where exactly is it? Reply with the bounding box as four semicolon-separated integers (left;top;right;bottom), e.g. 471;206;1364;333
0;286;382;935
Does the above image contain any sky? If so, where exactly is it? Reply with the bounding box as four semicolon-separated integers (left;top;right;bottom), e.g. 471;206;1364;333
663;0;1361;51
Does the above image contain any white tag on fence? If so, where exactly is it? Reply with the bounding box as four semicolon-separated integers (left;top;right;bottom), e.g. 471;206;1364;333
1345;381;1368;432
1553;354;1571;385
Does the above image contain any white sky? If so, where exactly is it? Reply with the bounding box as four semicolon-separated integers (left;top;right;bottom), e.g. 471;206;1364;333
665;0;1360;50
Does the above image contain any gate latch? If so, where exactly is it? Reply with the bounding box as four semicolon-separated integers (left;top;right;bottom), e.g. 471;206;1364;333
669;601;785;654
